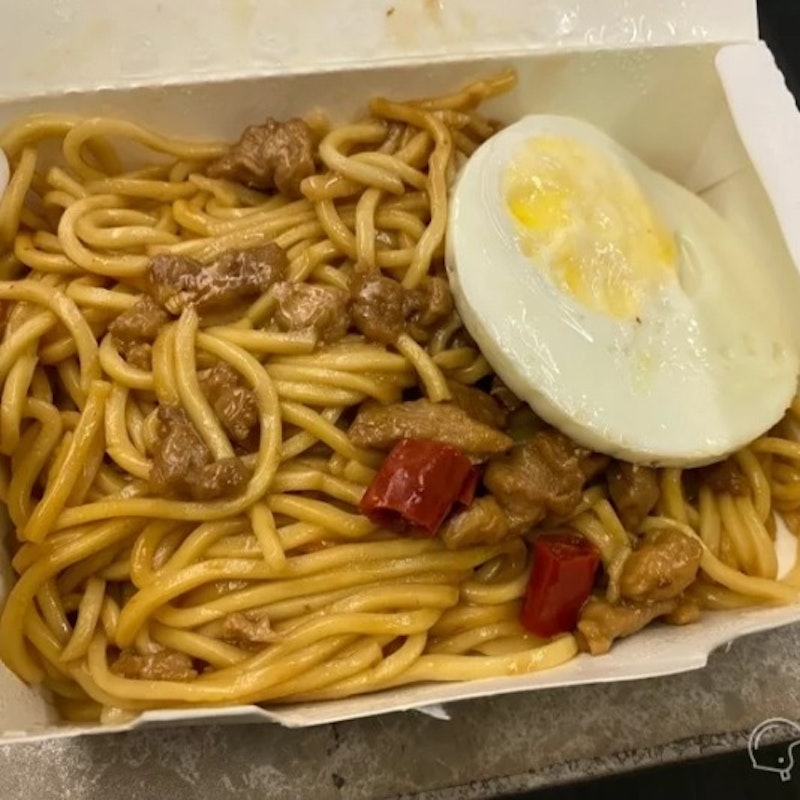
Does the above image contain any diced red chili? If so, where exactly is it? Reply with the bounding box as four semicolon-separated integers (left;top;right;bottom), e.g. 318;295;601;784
457;466;479;506
520;531;600;638
358;438;476;535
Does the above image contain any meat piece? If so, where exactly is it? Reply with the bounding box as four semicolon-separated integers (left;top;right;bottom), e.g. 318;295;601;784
149;406;211;495
111;649;197;681
109;296;171;343
439;496;510;549
664;599;701;625
619;527;702;603
206;118;316;198
198;362;258;443
696;458;750;496
504;405;546;444
348;399;513;457
580;452;610;482
149;405;252;500
272;282;349;342
607;462;660;531
109;296;171;369
483;430;589;531
190;458;253;502
221;611;280;647
350;272;409;344
122;342;152;370
408;276;454;328
446;380;508;429
490;377;524;412
148;243;288;315
576;597;678;655
349;272;453;344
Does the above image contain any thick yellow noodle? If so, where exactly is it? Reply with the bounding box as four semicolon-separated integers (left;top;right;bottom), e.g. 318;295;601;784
0;69;798;723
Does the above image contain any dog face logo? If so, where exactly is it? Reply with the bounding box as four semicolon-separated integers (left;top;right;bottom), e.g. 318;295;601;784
748;718;800;781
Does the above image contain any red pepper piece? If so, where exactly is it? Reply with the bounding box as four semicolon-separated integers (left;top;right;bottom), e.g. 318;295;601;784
520;531;600;638
457;466;479;506
358;438;475;535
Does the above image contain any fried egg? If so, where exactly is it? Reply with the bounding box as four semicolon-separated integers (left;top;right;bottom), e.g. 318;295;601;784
446;115;799;466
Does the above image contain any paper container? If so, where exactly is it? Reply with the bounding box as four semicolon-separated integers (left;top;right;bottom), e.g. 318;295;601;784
1;0;800;742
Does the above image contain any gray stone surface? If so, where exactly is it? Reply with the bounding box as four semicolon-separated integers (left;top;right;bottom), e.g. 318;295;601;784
1;624;799;799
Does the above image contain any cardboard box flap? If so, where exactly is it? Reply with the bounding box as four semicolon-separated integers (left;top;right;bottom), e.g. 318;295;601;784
0;0;758;102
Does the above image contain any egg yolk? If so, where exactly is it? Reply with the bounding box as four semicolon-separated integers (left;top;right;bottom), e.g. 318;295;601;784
504;136;676;319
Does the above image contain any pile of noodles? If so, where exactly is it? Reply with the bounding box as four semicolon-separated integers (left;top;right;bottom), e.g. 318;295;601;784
0;70;798;722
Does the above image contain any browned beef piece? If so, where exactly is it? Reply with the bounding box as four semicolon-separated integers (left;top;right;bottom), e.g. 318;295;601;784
348;399;512;457
490;377;525;412
439;496;510;549
109;296;171;343
198;362;258;443
619;527;703;604
349;272;409;344
607;462;660;531
580;452;611;482
111;649;197;681
221;611;279;647
121;341;153;370
408;276;454;328
695;457;750;496
483;430;591;531
206;118;316;198
272;282;350;342
349;272;454;344
149;405;252;500
446;380;508;430
576;597;680;655
190;458;253;502
148;243;287;315
108;296;172;369
664;599;701;625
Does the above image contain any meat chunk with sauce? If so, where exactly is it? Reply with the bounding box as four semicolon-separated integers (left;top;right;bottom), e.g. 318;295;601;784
576;597;679;655
348;399;513;457
490;377;524;413
272;282;349;342
108;296;172;369
664;599;701;625
149;405;252;500
111;649;197;681
349;272;410;344
349;272;454;344
190;457;253;502
221;611;280;648
109;296;171;343
439;496;510;549
607;462;660;531
206;118;316;198
446;381;508;430
198;362;258;443
483;430;591;532
696;457;750;496
148;243;287;315
408;276;454;329
618;527;703;603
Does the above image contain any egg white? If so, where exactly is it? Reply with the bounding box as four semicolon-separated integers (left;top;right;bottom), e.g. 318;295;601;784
446;115;799;466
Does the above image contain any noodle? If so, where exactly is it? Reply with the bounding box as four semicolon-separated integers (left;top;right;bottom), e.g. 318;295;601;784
0;70;798;722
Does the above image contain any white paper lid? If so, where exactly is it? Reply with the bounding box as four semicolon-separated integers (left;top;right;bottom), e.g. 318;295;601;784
0;0;758;102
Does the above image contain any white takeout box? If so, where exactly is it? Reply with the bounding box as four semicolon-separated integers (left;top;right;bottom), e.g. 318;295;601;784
2;0;800;742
